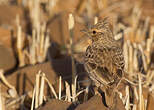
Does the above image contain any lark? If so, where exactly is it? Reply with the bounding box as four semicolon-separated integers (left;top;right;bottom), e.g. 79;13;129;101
83;18;125;107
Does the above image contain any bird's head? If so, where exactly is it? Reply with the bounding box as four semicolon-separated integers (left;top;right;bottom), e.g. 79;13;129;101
82;17;114;43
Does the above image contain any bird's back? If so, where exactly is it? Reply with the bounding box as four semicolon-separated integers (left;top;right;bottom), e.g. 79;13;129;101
84;42;124;87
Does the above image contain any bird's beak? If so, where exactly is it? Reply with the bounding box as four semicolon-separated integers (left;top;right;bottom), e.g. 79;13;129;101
80;29;88;33
80;29;90;36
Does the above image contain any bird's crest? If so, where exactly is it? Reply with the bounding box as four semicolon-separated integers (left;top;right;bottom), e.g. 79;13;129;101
91;17;113;31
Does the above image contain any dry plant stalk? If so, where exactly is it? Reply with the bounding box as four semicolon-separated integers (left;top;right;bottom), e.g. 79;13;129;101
128;41;133;73
86;0;93;18
132;104;137;110
125;86;130;110
29;29;37;65
138;44;147;71
102;0;108;8
134;87;139;102
132;6;141;30
48;0;58;16
133;49;138;72
31;86;36;110
0;86;5;110
123;41;129;71
16;0;50;66
16;15;25;67
142;17;150;38
65;81;71;102
68;13;77;102
138;74;145;110
145;71;154;87
94;16;98;24
32;71;58;109
28;25;50;65
44;77;58;99
39;73;45;105
0;70;17;98
35;71;41;109
59;76;62;100
6;91;31;108
72;76;77;102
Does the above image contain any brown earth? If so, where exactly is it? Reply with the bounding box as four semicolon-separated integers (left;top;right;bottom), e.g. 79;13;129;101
76;94;125;110
0;1;154;110
0;45;16;72
47;12;85;47
0;27;12;48
0;5;25;30
1;62;58;96
37;94;125;110
37;99;71;110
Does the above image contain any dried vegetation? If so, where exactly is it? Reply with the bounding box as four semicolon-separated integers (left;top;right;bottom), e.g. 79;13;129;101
0;0;153;110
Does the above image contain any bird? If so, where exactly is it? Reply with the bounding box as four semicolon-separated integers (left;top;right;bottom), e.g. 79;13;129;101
83;18;125;108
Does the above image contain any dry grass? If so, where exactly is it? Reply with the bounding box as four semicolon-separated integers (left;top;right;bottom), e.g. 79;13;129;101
0;0;154;110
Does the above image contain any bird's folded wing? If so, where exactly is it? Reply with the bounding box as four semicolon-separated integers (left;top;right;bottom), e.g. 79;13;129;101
84;46;115;85
110;46;125;77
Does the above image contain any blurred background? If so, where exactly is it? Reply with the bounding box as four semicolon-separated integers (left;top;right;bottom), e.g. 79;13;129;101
0;0;153;110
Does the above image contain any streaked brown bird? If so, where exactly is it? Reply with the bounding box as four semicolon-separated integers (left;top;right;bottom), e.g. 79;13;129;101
83;18;125;107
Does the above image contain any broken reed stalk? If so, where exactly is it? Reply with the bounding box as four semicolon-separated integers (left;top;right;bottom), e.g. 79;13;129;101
72;76;77;102
125;85;130;110
68;13;77;102
35;71;41;109
97;0;103;10
30;25;50;65
39;73;45;105
6;91;31;107
17;18;25;67
142;17;150;39
44;33;50;58
102;0;108;8
40;23;46;55
138;74;144;110
133;49;138;72
44;76;58;99
146;37;153;64
94;16;98;24
134;87;139;102
128;41;133;73
132;104;137;110
132;6;141;30
145;71;154;87
0;70;17;98
65;81;71;102
32;71;58;109
86;0;93;18
123;41;129;71
59;76;62;100
32;0;40;30
31;86;36;110
30;29;37;65
28;0;50;64
38;23;46;63
138;44;147;71
0;86;5;110
74;89;85;98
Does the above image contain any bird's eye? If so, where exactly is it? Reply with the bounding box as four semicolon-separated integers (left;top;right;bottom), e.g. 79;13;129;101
92;30;96;34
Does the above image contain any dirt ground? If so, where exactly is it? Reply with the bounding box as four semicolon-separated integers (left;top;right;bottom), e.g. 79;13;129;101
0;0;154;110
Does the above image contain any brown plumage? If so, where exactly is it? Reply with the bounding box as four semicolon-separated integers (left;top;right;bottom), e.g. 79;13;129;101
83;18;125;107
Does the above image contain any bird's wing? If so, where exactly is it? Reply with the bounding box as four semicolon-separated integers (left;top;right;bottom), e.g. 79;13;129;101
110;46;125;78
84;45;114;86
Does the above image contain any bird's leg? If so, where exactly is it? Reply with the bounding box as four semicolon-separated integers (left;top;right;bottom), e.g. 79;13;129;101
114;78;122;91
104;87;115;109
93;86;101;95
